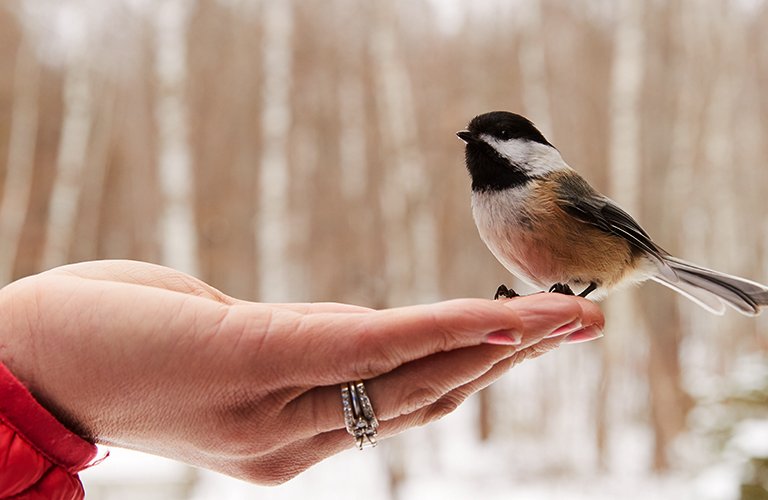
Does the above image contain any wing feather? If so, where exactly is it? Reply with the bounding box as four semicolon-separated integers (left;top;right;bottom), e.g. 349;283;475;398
554;173;677;281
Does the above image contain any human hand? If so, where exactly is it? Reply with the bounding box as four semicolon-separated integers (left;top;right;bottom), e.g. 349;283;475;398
0;260;603;484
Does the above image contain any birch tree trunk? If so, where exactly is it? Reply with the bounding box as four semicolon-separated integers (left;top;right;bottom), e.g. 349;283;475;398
702;8;739;277
338;47;368;202
699;2;747;368
605;0;647;469
71;89;115;262
256;0;294;302
41;59;92;269
154;0;199;276
334;1;374;304
643;0;705;471
758;6;768;337
371;2;438;306
0;35;39;284
516;0;552;135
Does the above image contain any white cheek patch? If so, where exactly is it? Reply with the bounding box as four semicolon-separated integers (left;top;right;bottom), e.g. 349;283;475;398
480;135;569;177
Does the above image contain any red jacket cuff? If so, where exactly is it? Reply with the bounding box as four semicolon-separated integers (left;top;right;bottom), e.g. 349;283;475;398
0;361;97;473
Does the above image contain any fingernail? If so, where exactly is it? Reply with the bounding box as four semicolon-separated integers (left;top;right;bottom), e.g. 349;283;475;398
546;318;582;338
563;325;604;344
485;330;523;346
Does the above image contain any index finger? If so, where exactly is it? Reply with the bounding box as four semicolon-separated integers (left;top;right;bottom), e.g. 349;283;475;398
279;295;603;385
504;293;604;346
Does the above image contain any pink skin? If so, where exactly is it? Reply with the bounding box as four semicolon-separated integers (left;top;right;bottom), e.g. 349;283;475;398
546;318;583;338
0;260;604;485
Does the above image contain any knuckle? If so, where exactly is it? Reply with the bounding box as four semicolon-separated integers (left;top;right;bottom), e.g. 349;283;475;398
352;354;394;381
399;386;442;416
423;393;463;423
349;331;400;380
508;350;529;365
434;329;457;353
429;312;464;352
523;339;560;359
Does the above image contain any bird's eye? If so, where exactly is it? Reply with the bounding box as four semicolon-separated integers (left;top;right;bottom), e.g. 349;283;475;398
498;129;510;139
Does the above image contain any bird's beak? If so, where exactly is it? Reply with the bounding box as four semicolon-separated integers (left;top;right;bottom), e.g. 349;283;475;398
456;130;477;144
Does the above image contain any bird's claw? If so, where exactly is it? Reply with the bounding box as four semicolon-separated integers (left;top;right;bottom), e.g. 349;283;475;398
494;284;519;300
548;283;575;295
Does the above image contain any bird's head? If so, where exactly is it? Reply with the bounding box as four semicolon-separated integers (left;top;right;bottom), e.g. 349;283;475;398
457;111;562;191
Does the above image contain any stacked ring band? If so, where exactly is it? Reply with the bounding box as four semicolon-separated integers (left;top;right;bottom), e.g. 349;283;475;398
341;380;379;449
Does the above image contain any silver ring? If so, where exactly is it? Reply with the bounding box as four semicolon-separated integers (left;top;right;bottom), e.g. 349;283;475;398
341;380;379;449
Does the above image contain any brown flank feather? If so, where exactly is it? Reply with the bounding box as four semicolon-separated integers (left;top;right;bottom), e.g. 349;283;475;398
527;175;638;288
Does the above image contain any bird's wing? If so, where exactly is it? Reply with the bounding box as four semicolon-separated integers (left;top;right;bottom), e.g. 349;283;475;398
554;173;677;280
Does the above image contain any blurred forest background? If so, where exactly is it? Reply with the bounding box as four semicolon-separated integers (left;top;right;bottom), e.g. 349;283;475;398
2;0;768;498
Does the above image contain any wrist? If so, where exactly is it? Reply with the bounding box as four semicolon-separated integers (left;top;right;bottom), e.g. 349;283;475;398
0;276;92;439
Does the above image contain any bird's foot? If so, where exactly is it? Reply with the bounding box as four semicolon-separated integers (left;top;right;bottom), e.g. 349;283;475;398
578;282;597;298
548;283;575;295
494;284;519;300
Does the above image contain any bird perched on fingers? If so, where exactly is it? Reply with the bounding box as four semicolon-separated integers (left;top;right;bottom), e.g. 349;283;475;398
457;110;768;316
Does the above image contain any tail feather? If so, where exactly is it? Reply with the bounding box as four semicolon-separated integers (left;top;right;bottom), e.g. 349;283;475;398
650;276;726;315
655;257;768;316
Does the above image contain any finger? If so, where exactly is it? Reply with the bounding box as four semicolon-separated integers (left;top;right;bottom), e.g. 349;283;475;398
290;342;518;436
373;334;572;431
285;302;598;438
203;294;602;455
232;337;568;484
284;299;523;385
392;333;576;431
291;297;592;384
221;294;600;389
230;333;577;485
501;293;604;344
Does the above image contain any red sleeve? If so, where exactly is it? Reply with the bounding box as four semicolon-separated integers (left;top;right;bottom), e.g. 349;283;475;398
0;362;98;499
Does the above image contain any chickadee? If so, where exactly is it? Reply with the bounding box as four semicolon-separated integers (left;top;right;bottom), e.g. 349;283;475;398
457;111;768;316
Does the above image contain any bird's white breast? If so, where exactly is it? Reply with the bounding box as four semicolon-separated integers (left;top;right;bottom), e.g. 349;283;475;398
471;185;545;289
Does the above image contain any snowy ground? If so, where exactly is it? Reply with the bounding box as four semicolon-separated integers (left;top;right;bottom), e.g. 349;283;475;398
80;347;768;500
79;397;752;500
